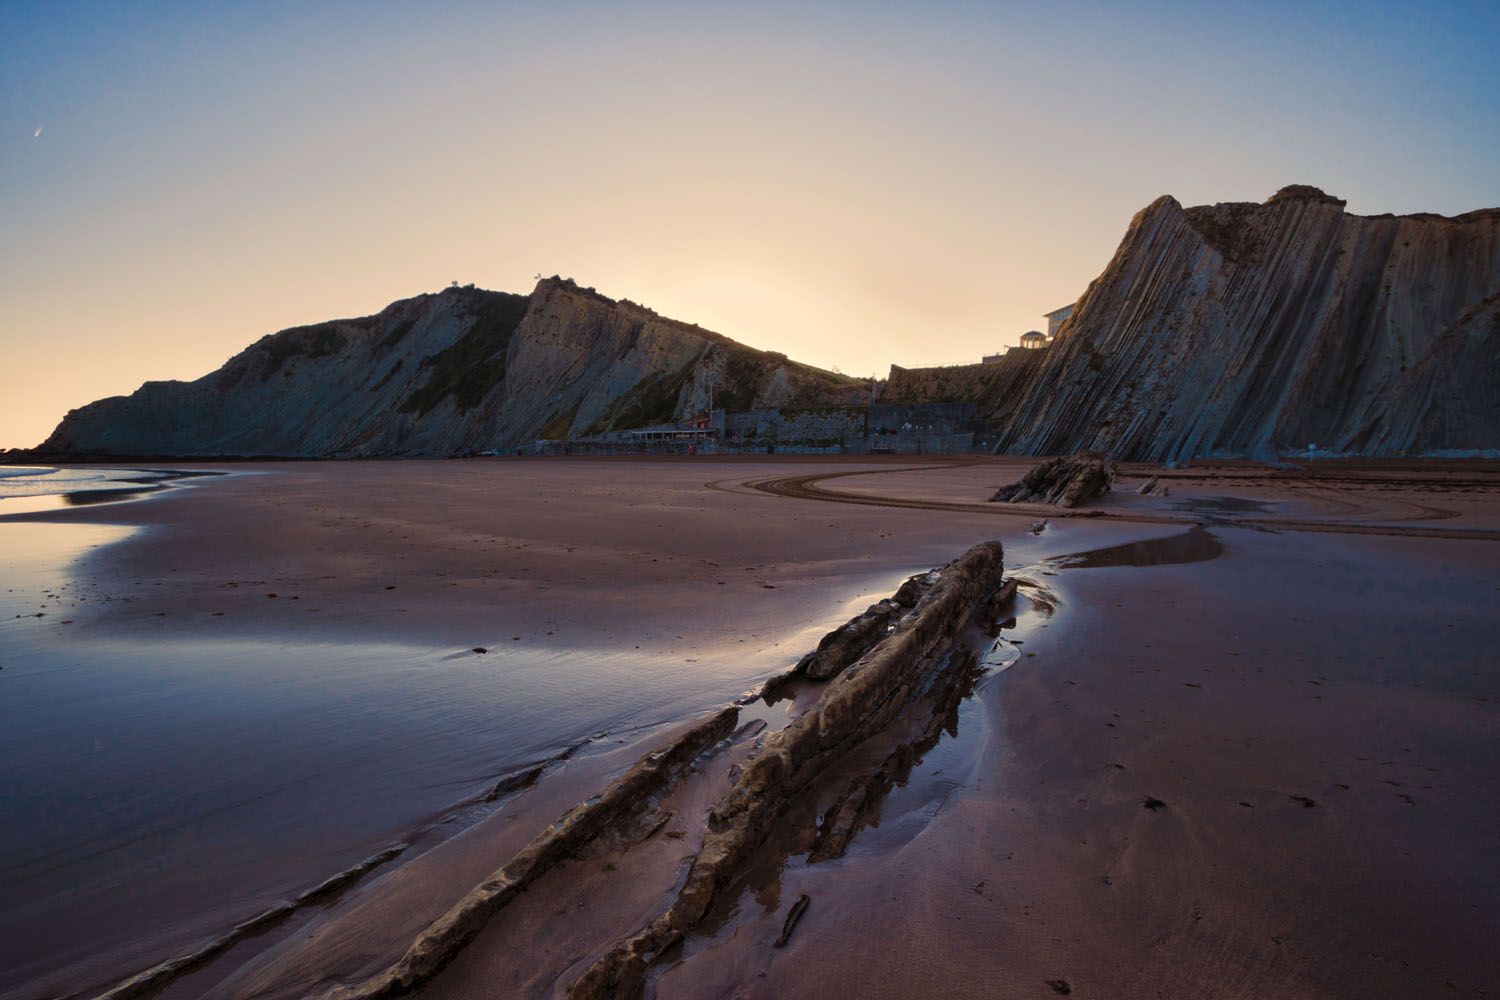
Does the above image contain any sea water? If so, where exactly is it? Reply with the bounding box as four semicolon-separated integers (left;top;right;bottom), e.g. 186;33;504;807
0;472;875;998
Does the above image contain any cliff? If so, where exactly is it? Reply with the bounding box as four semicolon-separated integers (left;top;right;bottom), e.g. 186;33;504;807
35;187;1500;463
984;186;1500;461
36;278;867;458
884;348;1046;427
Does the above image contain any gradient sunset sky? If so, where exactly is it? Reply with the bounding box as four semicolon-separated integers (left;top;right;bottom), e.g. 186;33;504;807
2;1;1497;448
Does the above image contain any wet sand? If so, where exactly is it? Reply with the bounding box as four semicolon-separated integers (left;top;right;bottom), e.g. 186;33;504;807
1;457;1041;998
2;457;1497;998
645;527;1500;1000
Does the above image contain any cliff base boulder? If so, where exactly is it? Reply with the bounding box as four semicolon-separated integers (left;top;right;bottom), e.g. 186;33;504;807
991;452;1116;507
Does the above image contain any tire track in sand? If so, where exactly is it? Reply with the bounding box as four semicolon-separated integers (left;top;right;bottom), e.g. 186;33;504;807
708;463;1500;542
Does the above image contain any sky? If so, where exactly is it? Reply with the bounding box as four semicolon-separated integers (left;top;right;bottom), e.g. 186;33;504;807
2;1;1497;448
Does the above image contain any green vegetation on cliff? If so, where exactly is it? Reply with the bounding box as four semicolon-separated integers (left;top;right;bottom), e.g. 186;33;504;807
259;323;351;379
401;292;531;416
595;361;697;431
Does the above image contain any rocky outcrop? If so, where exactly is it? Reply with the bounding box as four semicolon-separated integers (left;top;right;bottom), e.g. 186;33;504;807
878;187;1499;462
568;540;1008;999
987;187;1500;461
807;590;1022;867
785;571;935;682
36;279;866;458
290;541;1009;1000
990;450;1116;507
1372;292;1500;454
38;186;1495;463
320;707;740;1000
884;348;1045;429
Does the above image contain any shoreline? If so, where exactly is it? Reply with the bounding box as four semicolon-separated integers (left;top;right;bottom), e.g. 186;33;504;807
0;458;1039;998
1;458;1496;998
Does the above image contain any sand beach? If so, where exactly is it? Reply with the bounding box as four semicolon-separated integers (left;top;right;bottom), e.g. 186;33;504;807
1;456;1496;999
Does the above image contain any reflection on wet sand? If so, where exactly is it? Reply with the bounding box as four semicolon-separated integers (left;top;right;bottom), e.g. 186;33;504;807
3;464;978;1000
412;547;1043;1000
1047;524;1223;569
0;468;224;516
61;485;165;505
1170;495;1275;515
6;457;1496;1000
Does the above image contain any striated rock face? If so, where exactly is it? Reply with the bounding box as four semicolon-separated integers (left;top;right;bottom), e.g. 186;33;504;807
990;450;1116;507
568;540;1010;1000
986;187;1500;461
884;348;1045;429
36;186;1497;463
1374;293;1500;454
784;570;935;683
37;278;866;457
874;186;1499;462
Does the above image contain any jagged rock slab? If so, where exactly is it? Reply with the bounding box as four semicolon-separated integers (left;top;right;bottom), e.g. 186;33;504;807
788;572;934;682
806;578;1014;864
283;542;1007;1000
318;707;740;1000
991;450;1116;507
37;279;866;458
568;540;1008;1000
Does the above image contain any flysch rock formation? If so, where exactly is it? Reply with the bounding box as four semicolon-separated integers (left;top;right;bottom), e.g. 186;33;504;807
1374;291;1500;454
267;541;1011;1000
885;186;1500;462
990;450;1116;507
883;346;1046;427
567;541;1010;1000
36;278;867;458
31;185;1498;463
990;187;1500;461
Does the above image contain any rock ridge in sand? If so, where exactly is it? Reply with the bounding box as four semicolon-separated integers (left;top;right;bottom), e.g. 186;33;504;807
991;450;1116;507
568;540;1008;999
310;540;1009;1000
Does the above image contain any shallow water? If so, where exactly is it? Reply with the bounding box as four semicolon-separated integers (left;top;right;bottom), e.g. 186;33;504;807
0;489;892;999
1047;525;1223;569
647;581;1057;996
0;467;223;516
0;465;208;500
1170;495;1274;515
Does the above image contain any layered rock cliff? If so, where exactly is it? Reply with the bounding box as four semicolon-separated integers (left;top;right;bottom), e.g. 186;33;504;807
35;186;1499;463
37;278;867;457
984;187;1500;461
883;348;1045;429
